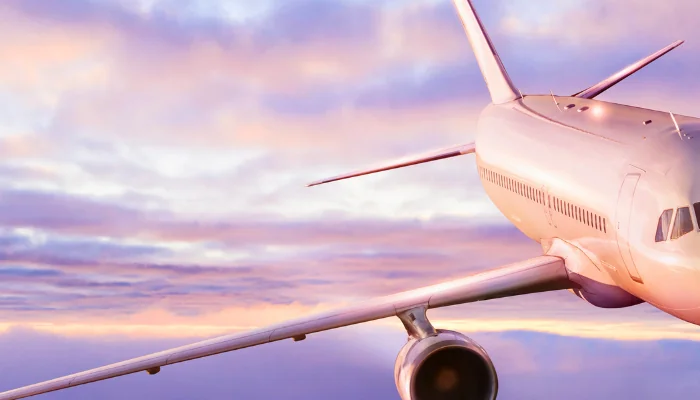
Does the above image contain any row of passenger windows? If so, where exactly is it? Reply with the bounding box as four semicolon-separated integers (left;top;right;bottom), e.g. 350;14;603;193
480;166;546;205
551;194;608;233
479;166;607;233
655;203;700;242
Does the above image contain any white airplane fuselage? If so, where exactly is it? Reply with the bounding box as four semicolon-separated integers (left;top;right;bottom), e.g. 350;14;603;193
476;95;700;324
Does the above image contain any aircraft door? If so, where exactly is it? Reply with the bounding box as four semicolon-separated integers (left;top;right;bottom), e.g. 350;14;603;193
543;186;555;228
615;172;644;283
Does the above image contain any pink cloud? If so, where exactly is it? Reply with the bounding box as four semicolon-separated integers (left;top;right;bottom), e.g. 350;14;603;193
0;0;487;158
1;0;699;368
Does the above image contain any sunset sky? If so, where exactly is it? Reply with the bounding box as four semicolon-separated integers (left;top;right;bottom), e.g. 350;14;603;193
1;0;700;398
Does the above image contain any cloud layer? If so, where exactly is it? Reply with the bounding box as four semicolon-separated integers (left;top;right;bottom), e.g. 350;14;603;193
2;0;700;397
2;326;700;399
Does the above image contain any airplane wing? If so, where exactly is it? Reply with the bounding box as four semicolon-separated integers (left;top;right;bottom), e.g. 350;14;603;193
307;142;476;187
0;255;572;400
573;40;684;99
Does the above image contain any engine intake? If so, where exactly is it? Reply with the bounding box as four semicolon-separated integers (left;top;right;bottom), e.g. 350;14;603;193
394;330;498;400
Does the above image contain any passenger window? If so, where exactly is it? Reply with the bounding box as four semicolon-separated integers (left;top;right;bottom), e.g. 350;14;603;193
671;207;694;240
655;210;672;242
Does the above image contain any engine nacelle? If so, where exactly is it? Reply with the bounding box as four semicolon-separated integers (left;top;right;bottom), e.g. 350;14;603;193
394;330;498;400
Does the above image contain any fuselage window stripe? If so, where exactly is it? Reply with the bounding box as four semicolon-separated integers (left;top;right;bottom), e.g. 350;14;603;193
481;166;608;233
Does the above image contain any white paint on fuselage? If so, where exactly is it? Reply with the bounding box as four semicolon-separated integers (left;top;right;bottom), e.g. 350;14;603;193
475;95;700;324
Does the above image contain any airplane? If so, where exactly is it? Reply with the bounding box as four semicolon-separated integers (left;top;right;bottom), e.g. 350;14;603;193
1;0;698;399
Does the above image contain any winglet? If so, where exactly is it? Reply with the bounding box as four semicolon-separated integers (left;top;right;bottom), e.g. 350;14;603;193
452;0;521;104
574;40;685;99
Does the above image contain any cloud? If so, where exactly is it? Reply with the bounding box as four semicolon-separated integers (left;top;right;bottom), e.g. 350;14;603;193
0;326;401;400
0;0;467;95
500;0;700;48
2;327;700;399
3;0;697;153
4;0;697;230
0;186;691;338
0;190;146;234
1;3;700;397
0;190;547;321
0;188;523;252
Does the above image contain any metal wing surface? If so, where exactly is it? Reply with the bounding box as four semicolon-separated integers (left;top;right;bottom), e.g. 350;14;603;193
0;255;572;400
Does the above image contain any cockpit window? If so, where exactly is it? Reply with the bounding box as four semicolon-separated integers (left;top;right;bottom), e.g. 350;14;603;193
695;203;700;229
655;209;673;242
671;207;694;240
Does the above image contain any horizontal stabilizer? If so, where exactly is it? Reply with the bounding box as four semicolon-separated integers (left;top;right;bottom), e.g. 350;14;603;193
307;142;476;187
573;40;684;99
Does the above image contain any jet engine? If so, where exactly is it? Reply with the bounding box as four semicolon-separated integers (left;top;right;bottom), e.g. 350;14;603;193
394;329;498;400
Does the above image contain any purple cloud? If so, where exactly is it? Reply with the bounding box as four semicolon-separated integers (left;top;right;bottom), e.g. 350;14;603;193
2;327;700;399
1;1;700;397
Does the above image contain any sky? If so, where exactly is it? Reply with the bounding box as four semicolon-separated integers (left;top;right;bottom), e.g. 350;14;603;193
1;0;700;398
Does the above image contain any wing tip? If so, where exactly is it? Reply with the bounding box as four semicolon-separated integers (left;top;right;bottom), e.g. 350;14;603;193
307;179;334;187
307;177;345;187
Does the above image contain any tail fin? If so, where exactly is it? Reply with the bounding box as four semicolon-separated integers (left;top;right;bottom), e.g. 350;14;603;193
453;0;521;104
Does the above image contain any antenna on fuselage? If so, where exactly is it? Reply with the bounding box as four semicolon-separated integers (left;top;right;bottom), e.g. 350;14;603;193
670;111;683;140
550;90;563;112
